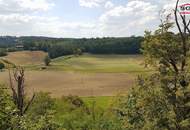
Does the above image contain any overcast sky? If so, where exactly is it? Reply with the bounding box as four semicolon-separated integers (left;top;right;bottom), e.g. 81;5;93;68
0;0;186;38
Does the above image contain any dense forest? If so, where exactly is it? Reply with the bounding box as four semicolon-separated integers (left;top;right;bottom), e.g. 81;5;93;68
0;36;143;58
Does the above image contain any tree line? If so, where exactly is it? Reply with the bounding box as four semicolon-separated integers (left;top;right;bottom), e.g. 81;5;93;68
0;36;143;58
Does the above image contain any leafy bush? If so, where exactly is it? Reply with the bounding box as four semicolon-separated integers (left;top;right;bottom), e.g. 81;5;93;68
0;85;16;129
0;48;7;57
55;95;123;130
26;92;60;129
44;55;51;66
117;76;175;130
73;48;83;56
0;88;60;130
0;62;5;70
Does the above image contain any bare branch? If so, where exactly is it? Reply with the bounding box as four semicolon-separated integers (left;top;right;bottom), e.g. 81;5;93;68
174;0;189;71
23;94;35;114
174;0;184;41
8;66;18;104
187;20;190;27
169;59;179;73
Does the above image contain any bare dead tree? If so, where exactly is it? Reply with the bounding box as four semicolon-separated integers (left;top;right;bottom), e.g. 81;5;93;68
8;66;35;116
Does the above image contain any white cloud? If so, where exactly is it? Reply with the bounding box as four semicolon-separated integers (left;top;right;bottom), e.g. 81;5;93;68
99;0;159;36
0;0;54;13
79;0;105;8
0;0;186;37
0;13;98;38
19;0;54;11
105;1;114;9
0;0;98;38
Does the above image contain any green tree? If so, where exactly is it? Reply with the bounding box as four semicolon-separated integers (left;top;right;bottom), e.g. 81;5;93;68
141;4;190;128
0;48;7;57
117;1;190;129
74;48;83;56
0;62;5;71
44;55;51;66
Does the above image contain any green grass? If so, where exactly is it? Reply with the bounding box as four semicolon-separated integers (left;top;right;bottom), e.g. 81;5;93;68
54;96;113;123
81;96;113;109
48;54;152;73
55;96;113;111
2;51;153;74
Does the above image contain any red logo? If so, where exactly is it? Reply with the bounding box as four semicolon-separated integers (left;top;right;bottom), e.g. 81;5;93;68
179;3;190;14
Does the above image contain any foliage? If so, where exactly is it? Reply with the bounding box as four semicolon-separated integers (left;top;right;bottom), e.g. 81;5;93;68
0;85;17;129
0;87;60;130
0;36;17;48
55;95;123;130
142;16;190;129
117;13;190;130
0;62;5;70
0;36;143;58
73;48;83;56
1;67;60;130
44;55;51;66
25;92;60;130
46;37;143;58
0;48;7;56
117;75;176;130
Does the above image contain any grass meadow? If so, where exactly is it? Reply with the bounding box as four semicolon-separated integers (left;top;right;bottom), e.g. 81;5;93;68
0;51;153;97
0;51;153;123
0;51;152;109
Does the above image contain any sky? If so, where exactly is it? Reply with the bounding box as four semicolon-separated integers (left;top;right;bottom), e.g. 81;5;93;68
0;0;187;38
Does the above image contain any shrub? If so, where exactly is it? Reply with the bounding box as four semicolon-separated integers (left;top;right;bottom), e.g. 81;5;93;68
44;55;51;66
73;48;83;56
0;49;7;57
26;92;60;129
57;95;123;130
0;85;17;130
0;62;5;71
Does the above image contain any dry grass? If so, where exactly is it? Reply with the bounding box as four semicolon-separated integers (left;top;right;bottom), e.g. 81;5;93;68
0;52;149;97
3;51;47;65
0;71;135;97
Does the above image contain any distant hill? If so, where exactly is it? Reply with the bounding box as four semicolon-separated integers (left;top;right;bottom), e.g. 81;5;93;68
0;36;61;47
0;36;17;47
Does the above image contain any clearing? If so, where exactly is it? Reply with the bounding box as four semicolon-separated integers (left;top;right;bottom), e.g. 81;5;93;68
0;51;152;97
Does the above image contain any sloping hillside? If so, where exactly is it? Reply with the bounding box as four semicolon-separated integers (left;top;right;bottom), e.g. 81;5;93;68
51;54;148;73
3;51;47;65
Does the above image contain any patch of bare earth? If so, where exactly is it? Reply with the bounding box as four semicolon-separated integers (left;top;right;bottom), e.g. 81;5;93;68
0;71;135;97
